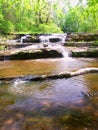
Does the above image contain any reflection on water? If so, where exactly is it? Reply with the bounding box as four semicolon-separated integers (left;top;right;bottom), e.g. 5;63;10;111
0;58;98;130
9;77;88;101
0;58;87;78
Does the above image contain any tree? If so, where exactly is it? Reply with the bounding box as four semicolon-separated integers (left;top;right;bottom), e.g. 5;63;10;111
0;0;62;33
61;0;98;32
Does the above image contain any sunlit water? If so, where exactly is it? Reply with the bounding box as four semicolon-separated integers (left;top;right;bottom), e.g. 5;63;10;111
0;57;98;130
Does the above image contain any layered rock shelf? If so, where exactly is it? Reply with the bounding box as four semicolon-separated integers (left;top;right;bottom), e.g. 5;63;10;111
0;44;63;61
66;33;98;42
71;47;98;57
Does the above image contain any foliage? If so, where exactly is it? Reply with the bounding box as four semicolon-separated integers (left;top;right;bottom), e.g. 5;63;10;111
0;0;62;34
15;23;62;34
0;0;98;34
59;0;98;32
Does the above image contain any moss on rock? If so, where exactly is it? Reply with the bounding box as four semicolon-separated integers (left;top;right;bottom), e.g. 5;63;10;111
71;49;98;57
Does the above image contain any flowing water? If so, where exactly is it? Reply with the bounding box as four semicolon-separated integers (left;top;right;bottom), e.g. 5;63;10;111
39;34;67;45
0;54;98;129
20;35;31;43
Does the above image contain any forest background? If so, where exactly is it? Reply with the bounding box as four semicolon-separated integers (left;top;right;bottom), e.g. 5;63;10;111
0;0;98;34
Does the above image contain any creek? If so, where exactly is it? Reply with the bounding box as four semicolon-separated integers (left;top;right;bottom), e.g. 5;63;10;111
0;35;98;130
0;57;98;130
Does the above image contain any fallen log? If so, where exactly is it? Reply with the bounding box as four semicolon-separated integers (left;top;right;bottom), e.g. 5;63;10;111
0;68;98;83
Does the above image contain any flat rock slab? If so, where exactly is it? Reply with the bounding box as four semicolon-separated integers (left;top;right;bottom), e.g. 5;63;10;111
64;42;98;47
71;47;98;57
67;33;98;41
0;44;63;60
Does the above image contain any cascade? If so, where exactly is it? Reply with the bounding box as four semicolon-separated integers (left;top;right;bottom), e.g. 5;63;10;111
19;33;70;59
39;35;50;43
52;33;67;44
59;34;67;44
20;35;31;43
39;35;50;48
39;33;69;58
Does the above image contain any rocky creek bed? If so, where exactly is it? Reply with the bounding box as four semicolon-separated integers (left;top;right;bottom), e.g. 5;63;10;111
0;33;98;130
0;33;98;59
0;44;64;61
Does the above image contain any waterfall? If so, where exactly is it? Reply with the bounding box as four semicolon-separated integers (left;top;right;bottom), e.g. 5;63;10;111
39;33;67;47
20;35;30;43
59;34;67;44
20;34;70;59
39;35;50;48
39;35;50;44
52;33;67;44
38;34;70;59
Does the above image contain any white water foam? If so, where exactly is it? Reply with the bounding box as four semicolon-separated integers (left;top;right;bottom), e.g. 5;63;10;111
9;79;27;94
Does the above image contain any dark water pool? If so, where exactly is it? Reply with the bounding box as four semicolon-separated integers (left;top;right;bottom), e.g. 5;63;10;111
0;57;98;130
